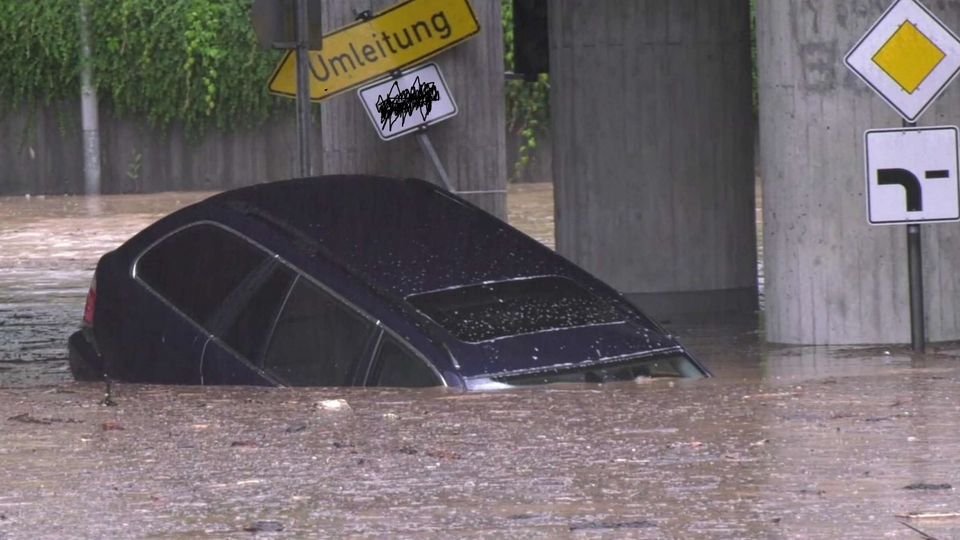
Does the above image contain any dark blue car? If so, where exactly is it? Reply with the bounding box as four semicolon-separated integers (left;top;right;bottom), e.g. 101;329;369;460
69;175;708;389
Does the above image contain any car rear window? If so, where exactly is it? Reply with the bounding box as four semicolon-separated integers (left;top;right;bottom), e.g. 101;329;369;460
406;276;625;342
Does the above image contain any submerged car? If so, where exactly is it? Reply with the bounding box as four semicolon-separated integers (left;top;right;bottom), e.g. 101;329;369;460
69;175;709;389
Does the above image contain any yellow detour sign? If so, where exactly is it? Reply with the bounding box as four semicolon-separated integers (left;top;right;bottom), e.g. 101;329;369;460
268;0;479;101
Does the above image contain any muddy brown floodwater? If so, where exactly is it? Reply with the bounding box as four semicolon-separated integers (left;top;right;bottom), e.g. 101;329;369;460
2;185;960;539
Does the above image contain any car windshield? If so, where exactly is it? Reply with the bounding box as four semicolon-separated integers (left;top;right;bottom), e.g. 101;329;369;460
466;354;703;390
406;276;626;342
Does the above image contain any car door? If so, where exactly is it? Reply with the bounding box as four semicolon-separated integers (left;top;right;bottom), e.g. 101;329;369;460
130;222;273;384
256;274;379;386
200;259;296;386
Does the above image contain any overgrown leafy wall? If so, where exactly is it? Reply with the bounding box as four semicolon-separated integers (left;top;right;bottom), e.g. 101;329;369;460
1;1;550;140
0;0;533;193
501;0;549;181
0;0;282;136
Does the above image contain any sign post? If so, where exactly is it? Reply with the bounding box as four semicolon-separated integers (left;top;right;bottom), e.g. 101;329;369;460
294;0;313;177
846;0;960;352
907;224;924;349
905;120;924;353
357;63;458;192
265;1;493;198
354;62;506;198
357;63;457;140
251;0;322;177
268;0;480;102
262;0;482;188
864;123;960;351
416;130;454;192
357;63;458;191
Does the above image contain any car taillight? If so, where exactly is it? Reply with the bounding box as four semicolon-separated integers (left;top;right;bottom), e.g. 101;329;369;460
83;276;96;327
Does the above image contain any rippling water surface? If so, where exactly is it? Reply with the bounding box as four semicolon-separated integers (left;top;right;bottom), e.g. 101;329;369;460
1;186;959;538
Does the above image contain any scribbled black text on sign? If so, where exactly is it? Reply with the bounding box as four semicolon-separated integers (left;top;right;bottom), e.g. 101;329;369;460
375;77;441;132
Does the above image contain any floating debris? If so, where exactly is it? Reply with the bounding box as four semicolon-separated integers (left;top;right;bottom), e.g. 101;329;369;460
243;520;284;533
903;483;953;491
897;512;960;520
569;519;656;531
8;413;81;425
315;399;351;412
285;422;307;433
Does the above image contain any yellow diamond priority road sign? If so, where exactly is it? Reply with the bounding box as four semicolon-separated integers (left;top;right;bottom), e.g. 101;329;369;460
872;21;945;94
268;0;479;102
846;0;960;122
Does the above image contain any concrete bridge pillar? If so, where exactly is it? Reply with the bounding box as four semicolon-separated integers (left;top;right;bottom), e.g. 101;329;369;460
758;0;960;344
318;1;507;218
548;0;757;318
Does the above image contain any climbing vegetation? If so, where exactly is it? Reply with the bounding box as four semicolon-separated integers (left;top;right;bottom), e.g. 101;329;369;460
502;0;550;181
0;0;282;136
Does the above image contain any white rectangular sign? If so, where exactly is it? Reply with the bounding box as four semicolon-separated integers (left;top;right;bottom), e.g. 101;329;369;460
357;63;457;141
865;126;960;224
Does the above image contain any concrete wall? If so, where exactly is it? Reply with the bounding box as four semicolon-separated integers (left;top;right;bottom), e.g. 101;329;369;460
319;0;507;218
758;0;960;344
549;0;757;317
0;104;319;195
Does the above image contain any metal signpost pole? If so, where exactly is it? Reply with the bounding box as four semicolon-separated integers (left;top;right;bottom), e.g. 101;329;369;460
844;0;960;353
905;118;925;353
416;130;454;192
295;0;312;177
357;65;508;198
908;222;925;351
78;0;101;196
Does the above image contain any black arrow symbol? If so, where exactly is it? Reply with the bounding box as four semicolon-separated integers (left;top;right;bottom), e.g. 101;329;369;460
878;168;923;212
877;168;951;213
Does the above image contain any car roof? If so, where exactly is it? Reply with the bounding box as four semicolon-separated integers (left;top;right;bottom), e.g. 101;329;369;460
206;175;573;299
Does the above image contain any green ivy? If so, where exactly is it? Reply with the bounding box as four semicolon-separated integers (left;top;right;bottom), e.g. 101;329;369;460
0;0;283;137
0;1;79;110
750;0;758;115
502;0;550;182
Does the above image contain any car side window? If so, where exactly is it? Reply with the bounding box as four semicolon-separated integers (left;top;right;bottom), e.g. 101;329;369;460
262;276;374;386
219;262;296;363
369;334;440;388
136;223;270;328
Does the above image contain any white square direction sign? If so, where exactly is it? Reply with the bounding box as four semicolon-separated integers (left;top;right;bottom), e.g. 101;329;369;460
864;126;960;225
845;0;960;122
357;63;457;141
